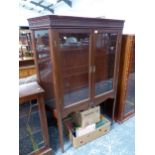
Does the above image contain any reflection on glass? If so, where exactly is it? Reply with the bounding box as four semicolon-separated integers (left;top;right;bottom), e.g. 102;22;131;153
38;61;55;106
35;30;55;107
95;32;117;95
19;102;45;155
35;30;49;59
124;41;135;114
59;33;90;106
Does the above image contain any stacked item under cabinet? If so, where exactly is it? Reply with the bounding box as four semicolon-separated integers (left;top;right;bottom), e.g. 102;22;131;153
64;106;111;148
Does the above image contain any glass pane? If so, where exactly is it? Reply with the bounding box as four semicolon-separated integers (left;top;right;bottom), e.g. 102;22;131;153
19;102;45;155
34;30;55;107
35;30;49;59
38;61;55;106
95;32;117;95
124;40;135;114
58;33;90;107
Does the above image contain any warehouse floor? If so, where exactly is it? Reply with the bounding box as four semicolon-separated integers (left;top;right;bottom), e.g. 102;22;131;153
49;116;135;155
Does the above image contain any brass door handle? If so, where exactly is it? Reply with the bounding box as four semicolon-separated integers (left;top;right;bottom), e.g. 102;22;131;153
93;66;96;73
89;66;96;73
89;66;93;73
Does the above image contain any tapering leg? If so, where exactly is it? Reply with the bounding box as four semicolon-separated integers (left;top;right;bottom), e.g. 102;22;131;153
57;114;64;153
111;98;117;125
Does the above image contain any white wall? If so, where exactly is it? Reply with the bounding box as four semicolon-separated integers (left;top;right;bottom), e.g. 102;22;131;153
54;0;136;34
19;0;136;33
19;8;41;26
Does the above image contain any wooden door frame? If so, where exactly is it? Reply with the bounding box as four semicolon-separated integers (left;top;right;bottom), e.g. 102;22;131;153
50;28;94;117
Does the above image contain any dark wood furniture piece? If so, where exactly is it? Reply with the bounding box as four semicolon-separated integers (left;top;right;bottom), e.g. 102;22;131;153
19;57;35;67
19;27;36;78
19;65;36;78
28;15;124;152
115;34;135;123
19;81;52;155
19;58;36;78
19;26;33;59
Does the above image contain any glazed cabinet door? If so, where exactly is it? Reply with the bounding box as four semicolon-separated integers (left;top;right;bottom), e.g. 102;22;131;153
92;30;119;102
55;29;92;109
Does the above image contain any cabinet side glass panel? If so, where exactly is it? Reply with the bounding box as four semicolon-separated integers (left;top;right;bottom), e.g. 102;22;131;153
124;39;135;114
95;32;117;96
34;30;55;107
58;33;90;107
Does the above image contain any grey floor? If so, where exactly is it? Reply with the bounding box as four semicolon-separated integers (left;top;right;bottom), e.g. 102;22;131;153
49;116;135;155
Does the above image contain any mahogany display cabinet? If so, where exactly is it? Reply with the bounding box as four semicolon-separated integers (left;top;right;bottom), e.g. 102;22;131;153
115;34;135;123
28;15;124;152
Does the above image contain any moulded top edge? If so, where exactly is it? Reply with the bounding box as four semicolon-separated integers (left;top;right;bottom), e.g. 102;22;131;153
28;15;125;30
27;15;125;23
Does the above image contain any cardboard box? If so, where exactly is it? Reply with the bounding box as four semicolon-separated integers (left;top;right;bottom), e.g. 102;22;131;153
73;106;100;127
66;117;111;148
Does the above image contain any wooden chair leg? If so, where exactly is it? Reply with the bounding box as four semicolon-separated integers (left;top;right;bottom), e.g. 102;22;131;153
57;115;64;152
38;96;50;146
